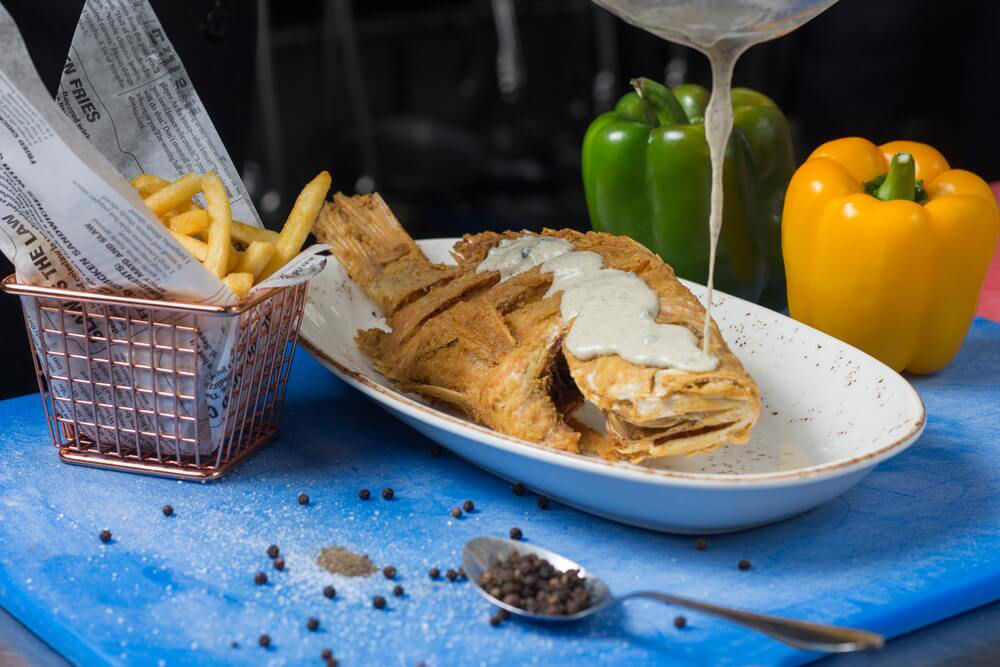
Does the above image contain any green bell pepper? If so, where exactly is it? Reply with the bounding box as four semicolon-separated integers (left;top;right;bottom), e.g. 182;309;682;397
581;77;795;308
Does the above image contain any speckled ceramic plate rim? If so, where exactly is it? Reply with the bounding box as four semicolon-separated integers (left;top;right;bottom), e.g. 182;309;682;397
300;239;926;490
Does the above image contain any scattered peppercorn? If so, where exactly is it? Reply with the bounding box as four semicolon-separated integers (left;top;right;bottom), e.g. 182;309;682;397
477;551;590;617
258;634;271;648
162;504;174;517
445;568;457;581
512;482;525;496
274;558;285;571
267;544;280;559
451;507;462;519
674;615;687;629
254;571;268;585
321;648;333;660
738;559;752;571
431;444;442;457
463;500;475;512
489;614;502;626
307;617;320;631
509;527;523;540
695;538;707;551
326;659;338;667
537;496;550;510
393;584;404;597
382;487;394;500
457;566;466;579
383;565;397;579
373;595;386;609
323;585;336;599
298;493;310;506
99;530;112;543
359;488;371;500
497;609;510;620
428;567;440;579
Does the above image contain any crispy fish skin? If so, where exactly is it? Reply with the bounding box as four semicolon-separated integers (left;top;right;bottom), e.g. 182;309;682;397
318;194;581;452
316;194;760;463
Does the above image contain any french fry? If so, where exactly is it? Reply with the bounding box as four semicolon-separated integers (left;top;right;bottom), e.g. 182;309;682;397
131;173;170;198
228;249;241;273
169;230;208;261
234;240;275;279
201;173;232;279
222;272;254;297
231;220;280;246
144;172;203;216
260;170;332;279
168;209;210;235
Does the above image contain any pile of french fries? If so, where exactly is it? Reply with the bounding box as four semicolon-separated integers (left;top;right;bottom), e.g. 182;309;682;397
131;170;332;296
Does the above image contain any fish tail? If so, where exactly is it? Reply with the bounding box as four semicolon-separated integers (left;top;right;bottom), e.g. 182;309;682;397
316;193;451;315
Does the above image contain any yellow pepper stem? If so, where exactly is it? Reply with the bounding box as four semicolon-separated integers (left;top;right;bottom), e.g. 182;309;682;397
875;152;916;202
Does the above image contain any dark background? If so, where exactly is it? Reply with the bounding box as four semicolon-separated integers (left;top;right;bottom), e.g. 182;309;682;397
1;0;997;398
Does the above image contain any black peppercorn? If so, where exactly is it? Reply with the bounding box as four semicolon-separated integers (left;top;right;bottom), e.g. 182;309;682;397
307;617;319;631
512;482;525;496
321;648;333;660
267;544;280;559
489;614;502;626
326;659;338;667
738;559;752;571
254;571;267;585
383;565;397;579
274;558;285;571
258;634;270;648
445;568;457;581
298;493;310;506
428;567;440;579
509;527;523;540
393;584;404;597
382;487;394;500
359;488;371;500
373;595;386;609
451;507;462;518
323;585;336;599
537;496;550;510
99;530;112;543
695;538;707;551
162;504;174;517
674;615;687;629
463;500;475;512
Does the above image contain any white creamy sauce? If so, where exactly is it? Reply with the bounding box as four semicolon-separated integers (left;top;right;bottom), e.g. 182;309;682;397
475;236;573;280
476;236;718;372
592;0;836;353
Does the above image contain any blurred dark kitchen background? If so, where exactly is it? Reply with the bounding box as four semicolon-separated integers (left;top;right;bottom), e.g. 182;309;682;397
0;0;996;398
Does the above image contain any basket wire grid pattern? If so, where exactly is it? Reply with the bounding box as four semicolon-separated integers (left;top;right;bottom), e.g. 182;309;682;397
2;276;307;480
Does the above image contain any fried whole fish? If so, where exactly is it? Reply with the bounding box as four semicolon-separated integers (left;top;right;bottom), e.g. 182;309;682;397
315;193;760;463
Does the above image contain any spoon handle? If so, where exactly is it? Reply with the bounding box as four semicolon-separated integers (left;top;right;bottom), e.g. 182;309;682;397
618;591;884;653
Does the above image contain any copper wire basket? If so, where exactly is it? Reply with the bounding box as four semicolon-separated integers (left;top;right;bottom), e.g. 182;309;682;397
1;275;307;480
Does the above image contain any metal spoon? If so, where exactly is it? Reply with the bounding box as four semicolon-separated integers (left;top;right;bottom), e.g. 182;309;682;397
462;537;884;654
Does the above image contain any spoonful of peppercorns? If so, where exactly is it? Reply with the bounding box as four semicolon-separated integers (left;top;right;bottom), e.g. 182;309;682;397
462;537;883;654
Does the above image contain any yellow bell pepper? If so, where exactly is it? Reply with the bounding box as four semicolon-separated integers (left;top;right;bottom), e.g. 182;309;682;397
782;137;999;373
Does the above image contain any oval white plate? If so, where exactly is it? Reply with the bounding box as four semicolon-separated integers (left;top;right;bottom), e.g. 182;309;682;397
300;239;925;533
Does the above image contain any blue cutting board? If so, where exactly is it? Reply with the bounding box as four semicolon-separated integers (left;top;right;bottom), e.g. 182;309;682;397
0;319;998;667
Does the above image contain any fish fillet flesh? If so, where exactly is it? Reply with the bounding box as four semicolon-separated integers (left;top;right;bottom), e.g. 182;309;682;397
315;193;760;463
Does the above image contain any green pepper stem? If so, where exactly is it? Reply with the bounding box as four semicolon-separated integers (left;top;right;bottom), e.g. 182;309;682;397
875;152;917;202
630;77;689;126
